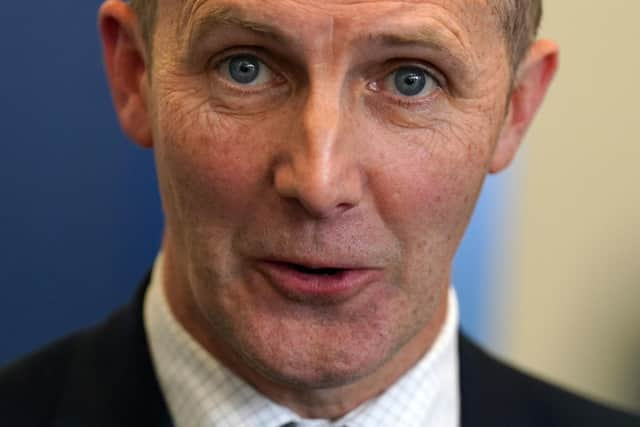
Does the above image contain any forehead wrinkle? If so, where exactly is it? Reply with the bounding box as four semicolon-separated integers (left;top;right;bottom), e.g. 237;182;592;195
416;5;487;78
343;5;482;79
174;0;489;77
179;2;301;53
178;1;230;46
178;0;205;36
327;15;336;60
364;26;475;73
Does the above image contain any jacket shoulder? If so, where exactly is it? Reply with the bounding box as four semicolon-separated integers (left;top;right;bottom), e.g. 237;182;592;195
459;333;640;427
0;327;96;426
0;277;172;427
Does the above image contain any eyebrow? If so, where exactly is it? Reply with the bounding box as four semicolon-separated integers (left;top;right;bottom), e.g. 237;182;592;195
180;4;292;53
180;3;475;77
369;31;475;78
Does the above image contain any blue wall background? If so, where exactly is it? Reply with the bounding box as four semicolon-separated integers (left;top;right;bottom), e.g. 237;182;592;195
0;1;162;365
0;1;511;365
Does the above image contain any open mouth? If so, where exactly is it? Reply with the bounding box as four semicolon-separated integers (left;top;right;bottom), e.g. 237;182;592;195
256;260;381;303
289;263;344;276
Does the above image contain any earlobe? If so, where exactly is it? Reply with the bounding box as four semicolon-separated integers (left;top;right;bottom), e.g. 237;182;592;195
489;39;559;174
99;0;153;148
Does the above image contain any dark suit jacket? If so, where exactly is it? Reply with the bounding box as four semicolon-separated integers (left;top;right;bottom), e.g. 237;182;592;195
1;279;638;427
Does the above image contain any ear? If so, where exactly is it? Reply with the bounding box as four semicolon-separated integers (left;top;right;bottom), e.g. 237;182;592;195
489;39;559;174
98;0;153;148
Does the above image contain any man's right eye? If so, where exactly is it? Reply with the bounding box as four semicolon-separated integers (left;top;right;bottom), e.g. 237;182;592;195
217;54;275;86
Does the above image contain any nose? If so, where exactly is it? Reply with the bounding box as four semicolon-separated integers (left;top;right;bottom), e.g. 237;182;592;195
273;89;364;219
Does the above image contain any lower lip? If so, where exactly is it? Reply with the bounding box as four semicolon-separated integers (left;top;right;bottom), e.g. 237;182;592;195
256;262;382;303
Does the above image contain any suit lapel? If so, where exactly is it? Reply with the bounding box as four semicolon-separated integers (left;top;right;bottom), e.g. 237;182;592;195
458;333;539;427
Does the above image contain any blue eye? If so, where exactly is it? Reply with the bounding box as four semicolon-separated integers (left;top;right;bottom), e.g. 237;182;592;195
219;54;274;86
387;66;438;97
228;55;260;83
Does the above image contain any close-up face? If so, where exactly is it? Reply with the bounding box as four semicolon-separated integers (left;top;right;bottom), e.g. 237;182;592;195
126;0;522;393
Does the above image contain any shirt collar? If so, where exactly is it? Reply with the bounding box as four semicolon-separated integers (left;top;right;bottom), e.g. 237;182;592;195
145;253;460;427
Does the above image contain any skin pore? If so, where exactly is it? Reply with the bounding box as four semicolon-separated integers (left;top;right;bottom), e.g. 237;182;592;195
99;0;557;419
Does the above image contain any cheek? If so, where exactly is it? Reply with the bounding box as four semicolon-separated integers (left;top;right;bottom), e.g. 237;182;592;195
152;94;280;227
368;118;494;251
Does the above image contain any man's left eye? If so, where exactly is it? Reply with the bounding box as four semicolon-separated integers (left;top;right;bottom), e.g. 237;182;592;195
218;54;275;86
385;66;439;97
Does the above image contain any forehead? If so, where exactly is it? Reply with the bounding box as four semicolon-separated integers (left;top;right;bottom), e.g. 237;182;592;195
154;0;504;77
161;0;498;41
174;0;492;20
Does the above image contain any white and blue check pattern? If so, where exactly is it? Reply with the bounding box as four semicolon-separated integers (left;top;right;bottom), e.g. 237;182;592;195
144;254;460;427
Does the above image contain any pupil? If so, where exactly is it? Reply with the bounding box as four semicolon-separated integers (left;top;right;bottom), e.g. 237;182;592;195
229;56;260;84
405;75;419;85
394;67;427;96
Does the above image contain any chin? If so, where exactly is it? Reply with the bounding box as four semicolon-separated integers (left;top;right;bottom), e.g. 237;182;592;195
241;340;392;390
220;303;415;392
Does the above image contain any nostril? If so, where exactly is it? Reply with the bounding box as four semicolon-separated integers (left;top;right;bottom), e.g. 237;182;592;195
272;153;363;219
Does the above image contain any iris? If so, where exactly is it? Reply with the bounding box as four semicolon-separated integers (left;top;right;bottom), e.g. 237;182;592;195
228;55;261;84
393;66;428;96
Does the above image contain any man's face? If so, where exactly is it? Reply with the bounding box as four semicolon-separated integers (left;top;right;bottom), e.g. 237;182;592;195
148;0;511;388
